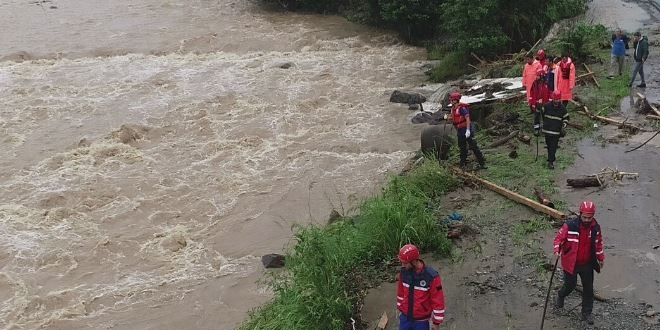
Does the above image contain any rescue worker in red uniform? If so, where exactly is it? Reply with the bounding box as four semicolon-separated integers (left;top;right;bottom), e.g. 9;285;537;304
396;244;445;330
553;201;605;325
536;49;549;72
449;92;486;170
529;68;550;135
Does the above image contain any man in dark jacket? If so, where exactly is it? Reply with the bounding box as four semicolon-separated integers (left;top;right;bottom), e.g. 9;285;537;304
553;201;605;325
542;90;569;169
629;31;649;88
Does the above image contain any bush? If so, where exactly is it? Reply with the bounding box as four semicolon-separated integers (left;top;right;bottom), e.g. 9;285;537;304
428;51;470;82
551;23;608;62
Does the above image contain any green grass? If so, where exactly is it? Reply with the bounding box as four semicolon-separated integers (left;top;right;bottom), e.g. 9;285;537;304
239;161;459;330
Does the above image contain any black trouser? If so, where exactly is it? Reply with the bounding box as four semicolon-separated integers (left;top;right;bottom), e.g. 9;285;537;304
559;264;594;315
457;131;485;166
545;134;560;162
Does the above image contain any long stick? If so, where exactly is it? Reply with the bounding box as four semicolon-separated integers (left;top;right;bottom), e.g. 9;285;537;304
540;254;561;330
624;130;660;153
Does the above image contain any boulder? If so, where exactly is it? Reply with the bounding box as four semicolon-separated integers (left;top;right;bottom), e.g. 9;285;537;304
390;90;427;105
262;254;285;269
420;124;455;161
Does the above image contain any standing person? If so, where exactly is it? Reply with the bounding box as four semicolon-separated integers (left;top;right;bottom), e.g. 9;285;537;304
397;244;445;330
629;31;649;88
449;92;486;170
522;54;541;99
529;68;550;134
556;54;576;106
546;58;558;92
553;201;605;325
608;29;629;79
537;49;549;72
542;90;569;169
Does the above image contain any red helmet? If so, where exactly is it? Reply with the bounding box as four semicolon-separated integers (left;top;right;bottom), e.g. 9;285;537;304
537;49;546;60
551;90;561;100
449;92;462;101
398;244;420;263
579;201;596;215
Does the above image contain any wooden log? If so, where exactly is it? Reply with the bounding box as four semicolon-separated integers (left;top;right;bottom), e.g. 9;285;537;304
471;52;486;65
647;114;660;121
635;92;660;116
533;187;556;209
567;177;601;188
450;167;566;220
577;72;595;79
583;63;600;88
517;134;532;144
376;311;388;329
488;130;519;148
592;114;646;132
566;121;584;130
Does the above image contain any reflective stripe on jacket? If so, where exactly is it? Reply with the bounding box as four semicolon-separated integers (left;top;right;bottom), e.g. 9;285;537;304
397;262;445;325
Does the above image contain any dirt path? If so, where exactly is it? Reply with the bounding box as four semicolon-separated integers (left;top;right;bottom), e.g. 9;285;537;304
360;1;660;329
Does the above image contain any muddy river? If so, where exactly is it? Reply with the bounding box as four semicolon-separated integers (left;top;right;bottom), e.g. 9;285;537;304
0;1;427;329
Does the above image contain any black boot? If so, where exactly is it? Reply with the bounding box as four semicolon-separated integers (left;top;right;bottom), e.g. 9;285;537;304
555;294;564;309
547;161;554;169
582;313;594;325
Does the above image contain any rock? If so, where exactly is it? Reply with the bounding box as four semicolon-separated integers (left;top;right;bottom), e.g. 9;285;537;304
529;302;539;307
647;310;658;317
653;245;659;249
408;104;419;110
327;209;342;225
279;62;293;69
508;150;518;158
420;124;455;161
112;124;150;145
78;138;91;148
262;254;285;269
389;90;427;105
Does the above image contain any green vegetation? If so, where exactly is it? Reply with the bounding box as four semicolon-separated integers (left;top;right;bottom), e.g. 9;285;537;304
240;162;459;330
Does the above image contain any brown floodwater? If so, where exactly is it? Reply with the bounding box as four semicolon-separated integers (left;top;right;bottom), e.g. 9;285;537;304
0;1;428;329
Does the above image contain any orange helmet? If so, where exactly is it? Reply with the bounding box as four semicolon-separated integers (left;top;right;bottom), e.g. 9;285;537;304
398;244;420;263
449;92;462;101
579;201;596;215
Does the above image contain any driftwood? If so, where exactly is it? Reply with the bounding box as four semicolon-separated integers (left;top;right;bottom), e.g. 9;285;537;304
566;121;584;130
533;187;556;209
451;167;566;220
582;63;600;88
517;134;532;144
376;311;388;329
636;93;660;116
488;130;520;148
595;167;639;180
647;115;660;121
572;100;646;132
567;177;601;188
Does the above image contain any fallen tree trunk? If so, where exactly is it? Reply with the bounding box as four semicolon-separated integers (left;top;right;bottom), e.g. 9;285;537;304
566;121;584;130
567;177;601;188
451;167;565;220
647;115;660;121
488;130;519;148
592;114;646;132
533;187;556;209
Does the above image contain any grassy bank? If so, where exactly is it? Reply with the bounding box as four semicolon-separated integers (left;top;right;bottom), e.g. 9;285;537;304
240;162;459;330
240;21;631;330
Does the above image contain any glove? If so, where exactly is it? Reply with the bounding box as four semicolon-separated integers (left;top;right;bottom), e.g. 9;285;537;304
443;114;448;120
465;129;471;138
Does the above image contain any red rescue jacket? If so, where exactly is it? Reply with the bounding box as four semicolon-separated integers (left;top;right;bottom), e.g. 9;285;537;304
452;103;470;129
397;261;445;325
553;218;605;275
528;78;549;109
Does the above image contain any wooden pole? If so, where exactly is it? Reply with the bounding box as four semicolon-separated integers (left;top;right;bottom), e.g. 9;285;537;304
582;63;600;88
488;130;520;148
567;177;601;188
450;167;566;220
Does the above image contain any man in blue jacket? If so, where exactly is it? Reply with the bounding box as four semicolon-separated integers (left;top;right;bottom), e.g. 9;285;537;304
607;29;629;79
